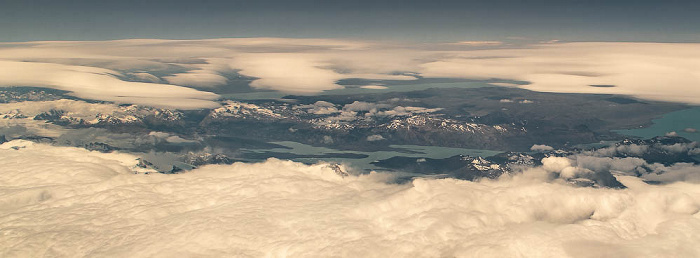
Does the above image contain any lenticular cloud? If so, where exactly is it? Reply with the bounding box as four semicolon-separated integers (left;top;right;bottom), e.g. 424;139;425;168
1;141;700;257
1;40;699;109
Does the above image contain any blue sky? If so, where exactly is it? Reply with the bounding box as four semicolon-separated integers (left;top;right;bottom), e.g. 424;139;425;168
2;0;699;42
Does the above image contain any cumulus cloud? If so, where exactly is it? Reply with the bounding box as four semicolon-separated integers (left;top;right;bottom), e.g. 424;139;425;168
366;134;385;141
298;101;340;115
690;148;700;156
551;153;700;184
322;135;334;144
375;106;442;117
301;101;444;121
590;144;649;157
148;131;195;143
660;142;697;153
342;101;390;112
1;141;700;257
332;110;360;121
531;144;554;152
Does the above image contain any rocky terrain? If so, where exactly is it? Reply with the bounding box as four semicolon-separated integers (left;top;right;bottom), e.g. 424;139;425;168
0;86;696;186
372;136;699;188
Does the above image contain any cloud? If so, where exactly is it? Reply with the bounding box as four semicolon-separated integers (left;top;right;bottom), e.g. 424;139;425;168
1;39;700;108
590;144;649;157
0;61;219;109
0;99;121;119
298;101;340;115
342;101;390;112
531;144;554;152
375;106;442;117
164;70;228;88
322;135;334;144
148;131;195;143
660;142;697;153
451;41;504;46
360;85;388;89
230;53;344;93
489;82;522;87
163;59;232;88
366;134;385;141
420;42;700;105
1;141;700;257
129;72;162;83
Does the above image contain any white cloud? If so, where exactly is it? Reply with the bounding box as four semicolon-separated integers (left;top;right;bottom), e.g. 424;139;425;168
420;42;700;105
489;82;522;87
366;134;385;141
1;141;700;257
322;135;334;144
0;61;219;109
164;70;228;88
130;72;162;83
375;106;442;117
590;144;649;157
148;131;171;138
343;101;390;112
165;135;195;143
531;144;554;152
230;53;343;93
299;101;340;115
148;131;194;143
0;99;121;119
1;40;699;108
360;85;388;89
660;142;697;153
451;41;504;46
163;59;232;88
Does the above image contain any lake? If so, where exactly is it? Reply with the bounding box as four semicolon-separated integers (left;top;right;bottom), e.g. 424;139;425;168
615;106;700;142
242;141;503;171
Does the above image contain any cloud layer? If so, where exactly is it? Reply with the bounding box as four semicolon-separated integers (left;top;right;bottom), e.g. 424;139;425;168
1;140;699;257
0;61;220;109
1;39;699;109
422;42;700;104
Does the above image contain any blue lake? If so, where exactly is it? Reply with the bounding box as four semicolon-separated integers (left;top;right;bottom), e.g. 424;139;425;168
614;106;700;142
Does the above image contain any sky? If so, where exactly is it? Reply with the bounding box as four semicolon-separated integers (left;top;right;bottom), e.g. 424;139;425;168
2;2;700;256
2;0;700;42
